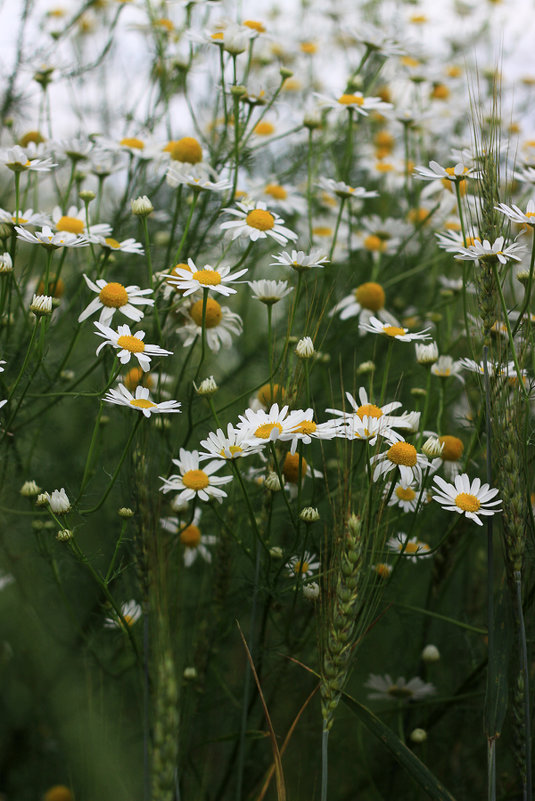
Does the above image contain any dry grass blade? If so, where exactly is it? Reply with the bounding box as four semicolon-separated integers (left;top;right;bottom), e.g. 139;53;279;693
236;620;287;801
255;684;320;801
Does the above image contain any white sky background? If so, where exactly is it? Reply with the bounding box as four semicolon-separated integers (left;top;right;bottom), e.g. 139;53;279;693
0;0;534;149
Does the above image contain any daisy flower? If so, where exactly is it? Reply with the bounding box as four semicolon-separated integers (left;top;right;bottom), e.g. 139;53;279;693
366;674;435;701
165;258;248;297
252;180;307;216
286;551;320;580
78;275;154;325
166;163;232;193
103;384;181;417
453;237;525;265
317;177;379;200
178;298;243;352
96;236;144;254
495;199;535;226
329;281;398;332
105;600;142;628
458;357;496;376
432;474;501;526
414;161;475;182
236;403;309;445
431;355;465;382
220;201;298;245
360;316;431;342
0;207;50;227
15;225;89;249
52;205;111;241
248;279;293;304
387;532;431;562
0;145;56;172
326;388;403;438
270;249;329;271
315;91;392;116
160;449;233;504
94;322;172;371
283;416;339;454
370;441;429;484
160;509;217;567
199;423;265;461
384;479;422;512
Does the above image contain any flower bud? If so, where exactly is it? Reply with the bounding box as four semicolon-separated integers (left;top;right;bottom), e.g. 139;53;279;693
0;252;13;273
357;360;375;375
131;195;154;216
118;507;134;518
269;546;283;559
415;341;438;365
264;471;282;491
303;581;320;600
299;506;320;523
56;529;73;542
422;437;444;459
422;644;440;662
36;492;50;507
295;336;315;359
79;189;95;202
49;488;71;514
20;480;41;497
30;294;53;316
410;728;427;743
196;376;218;396
183;666;197;680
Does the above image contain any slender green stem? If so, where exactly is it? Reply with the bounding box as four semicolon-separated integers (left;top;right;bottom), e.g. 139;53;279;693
515;569;532;801
267;304;273;398
173;189;199;264
489;260;529;399
329;198;345;262
321;728;329;801
512;234;535;338
379;339;394;404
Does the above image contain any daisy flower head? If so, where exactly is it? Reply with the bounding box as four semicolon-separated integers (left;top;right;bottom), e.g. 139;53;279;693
178;298;243;352
160;509;217;567
370;441;429;484
326;388;403;443
436;435;464;479
0;207;50;227
282;415;339;454
96;236;144;254
199;423;265;461
105;600;142;628
165;258;247;297
431;355;464;381
220;201;298;245
329;282;398;332
317;177;379;201
385;479;421;512
94;322;172;371
78;274;154;325
52;206;111;241
387;532;431;562
360;315;431;342
103;384;181;418
270;249;329;272
453;236;525;265
160;449;233;504
236;403;309;446
366;673;435;701
0;145;56;172
414;161;475;183
495;199;535;227
432;474;501;526
166;163;232;193
15;225;89;249
248;279;293;304
286;551;320;581
315;91;392;116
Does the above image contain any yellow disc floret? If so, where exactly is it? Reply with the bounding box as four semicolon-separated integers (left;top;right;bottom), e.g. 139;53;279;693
382;325;407;338
396;486;417;501
356;403;383;419
164;137;203;164
438;435;464;462
355;282;385;311
363;234;387;252
182;469;210;490
455;492;481;512
246;209;275;230
120;137;145;149
117;335;145;353
124;366;144;391
257;383;285;405
264;183;287;200
180;524;201;547
387;442;418;467
292;420;317;435
130;398;157;410
283;452;308;483
254;422;283;439
190;297;223;328
44;788;73;801
338;93;364;105
56;216;84;234
99;282;128;308
253;121;275;135
192;269;222;287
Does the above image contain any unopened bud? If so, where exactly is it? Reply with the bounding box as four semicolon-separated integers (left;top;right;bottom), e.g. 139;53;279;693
196;376;218;395
422;644;440;662
415;341;438;365
56;529;73;541
131;195;154;216
295;336;315;358
118;507;134;518
20;480;41;497
269;546;283;559
299;506;320;522
30;294;53;316
422;437;444;458
303;581;320;600
357;360;375;375
264;471;282;492
410;728;427;743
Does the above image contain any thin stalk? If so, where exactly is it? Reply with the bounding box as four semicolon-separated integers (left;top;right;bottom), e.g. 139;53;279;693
512;234;535;338
320;728;329;801
329;198;345;262
483;348;496;801
515;569;532;801
173;189;199;264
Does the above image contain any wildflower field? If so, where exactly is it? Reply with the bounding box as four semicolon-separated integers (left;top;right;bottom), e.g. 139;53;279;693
2;0;535;799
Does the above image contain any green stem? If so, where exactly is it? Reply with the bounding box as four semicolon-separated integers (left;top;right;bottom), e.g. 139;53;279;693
512;234;535;338
489;260;529;399
173;189;199;263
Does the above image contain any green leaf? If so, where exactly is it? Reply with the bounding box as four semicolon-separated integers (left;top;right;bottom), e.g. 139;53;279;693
341;692;458;801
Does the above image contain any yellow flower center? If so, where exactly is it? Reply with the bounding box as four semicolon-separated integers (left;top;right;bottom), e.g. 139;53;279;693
404;541;421;554
455;492;481;512
117;335;145;353
211;31;224;40
254;422;283;439
388;684;414;699
192;269;222;287
396;486;417;501
180;523;201;547
387;442;418;467
257;383;285;405
182;469;210;490
37;276;64;298
124;366;144;390
338;93;364;105
99;282;128;308
407;208;430;225
219;445;243;457
444;166;469;179
313;226;333;237
243;19;265;32
431;83;450;100
293;559;310;574
354;405;381;423
355;282;385;311
374;130;394;149
104;237;121;249
382;325;407;338
264;183;287;200
155;17;174;31
19;130;45;147
401;56;420;67
363;234;387;252
300;41;317;53
375;563;392;579
253;121;275;136
246;209;275;230
164;137;203;164
166;262;191;290
292;420;317;435
120;137;145;149
190;297;223;328
56;215;84;234
438;435;464;462
44;786;73;801
130;398;157;409
283;452;308;483
11;215;27;223
375;162;395;173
